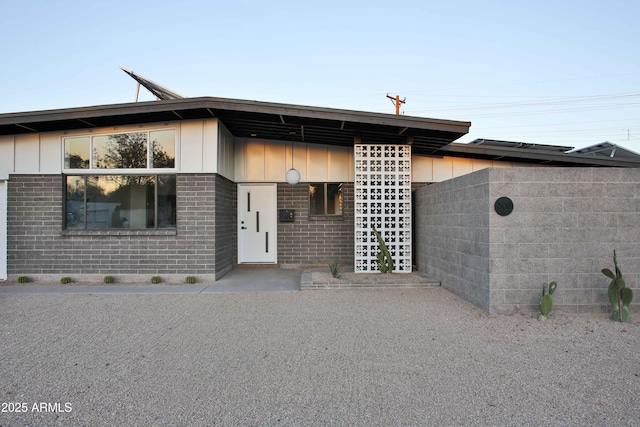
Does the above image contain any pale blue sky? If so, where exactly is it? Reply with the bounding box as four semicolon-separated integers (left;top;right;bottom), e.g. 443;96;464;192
2;0;639;152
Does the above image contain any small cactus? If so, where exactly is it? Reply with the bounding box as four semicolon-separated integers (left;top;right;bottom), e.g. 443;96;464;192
602;250;633;322
151;275;162;284
60;276;72;284
185;275;197;284
103;275;115;284
17;276;29;284
538;281;557;320
373;227;394;273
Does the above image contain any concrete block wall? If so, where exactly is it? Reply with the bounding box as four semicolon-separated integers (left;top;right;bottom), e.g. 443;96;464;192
415;167;640;314
277;183;354;267
415;170;491;311
7;174;226;282
489;167;640;314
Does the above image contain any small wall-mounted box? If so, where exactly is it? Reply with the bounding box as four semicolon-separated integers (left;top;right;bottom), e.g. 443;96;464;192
279;209;295;222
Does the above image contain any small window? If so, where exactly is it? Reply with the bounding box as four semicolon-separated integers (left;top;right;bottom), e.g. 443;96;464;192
309;183;343;215
64;137;90;169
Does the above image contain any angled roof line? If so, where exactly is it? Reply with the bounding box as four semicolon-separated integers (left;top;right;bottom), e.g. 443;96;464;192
0;97;471;155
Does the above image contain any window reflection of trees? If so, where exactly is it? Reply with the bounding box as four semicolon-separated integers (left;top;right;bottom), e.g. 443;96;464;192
65;175;176;229
64;129;177;229
94;133;147;169
65;130;175;170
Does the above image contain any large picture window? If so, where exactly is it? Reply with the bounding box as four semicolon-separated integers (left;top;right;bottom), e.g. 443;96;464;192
65;175;176;229
309;183;343;216
64;129;176;170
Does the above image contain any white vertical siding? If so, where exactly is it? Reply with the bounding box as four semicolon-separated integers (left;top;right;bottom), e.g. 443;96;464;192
291;142;308;181
40;133;62;173
0;137;15;179
234;139;356;183
265;141;286;181
328;146;351;182
243;140;266;181
412;156;433;182
173;119;221;173
217;122;235;181
307;144;328;182
14;134;40;173
412;156;516;183
202;120;218;173
452;159;474;177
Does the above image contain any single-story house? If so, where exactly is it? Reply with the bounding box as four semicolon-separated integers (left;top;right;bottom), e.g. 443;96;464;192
1;86;638;313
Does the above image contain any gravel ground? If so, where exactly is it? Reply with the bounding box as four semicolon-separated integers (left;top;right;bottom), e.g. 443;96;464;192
1;288;639;426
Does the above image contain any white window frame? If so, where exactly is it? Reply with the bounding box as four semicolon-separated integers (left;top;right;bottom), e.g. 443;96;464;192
62;127;178;174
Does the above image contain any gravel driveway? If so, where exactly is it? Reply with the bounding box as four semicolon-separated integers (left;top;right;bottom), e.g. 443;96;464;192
1;288;639;426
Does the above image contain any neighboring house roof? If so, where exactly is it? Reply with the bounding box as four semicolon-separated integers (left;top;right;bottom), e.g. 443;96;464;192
467;138;575;153
435;139;640;167
568;141;640;159
0;97;470;156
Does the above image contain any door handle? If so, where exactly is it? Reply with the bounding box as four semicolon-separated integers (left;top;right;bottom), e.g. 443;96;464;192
241;226;247;229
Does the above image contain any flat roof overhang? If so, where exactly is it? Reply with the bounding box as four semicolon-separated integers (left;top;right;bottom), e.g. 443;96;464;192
0;97;471;155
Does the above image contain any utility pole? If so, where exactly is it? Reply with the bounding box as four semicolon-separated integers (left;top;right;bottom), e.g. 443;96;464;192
386;93;406;115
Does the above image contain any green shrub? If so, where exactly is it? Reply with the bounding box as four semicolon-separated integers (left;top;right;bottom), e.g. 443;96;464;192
60;276;72;284
151;275;162;284
103;275;115;284
185;275;197;284
328;261;341;278
17;276;29;284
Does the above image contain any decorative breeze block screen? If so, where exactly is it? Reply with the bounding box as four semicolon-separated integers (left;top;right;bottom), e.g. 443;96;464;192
354;144;412;273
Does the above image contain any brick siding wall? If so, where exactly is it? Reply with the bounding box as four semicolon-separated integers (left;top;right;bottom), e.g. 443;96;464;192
214;175;237;278
7;174;223;282
277;182;354;267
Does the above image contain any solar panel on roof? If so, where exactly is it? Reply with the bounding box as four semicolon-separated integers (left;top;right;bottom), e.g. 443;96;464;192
120;67;184;101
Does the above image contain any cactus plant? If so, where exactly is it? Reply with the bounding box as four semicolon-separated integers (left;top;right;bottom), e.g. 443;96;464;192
602;250;633;322
538;281;557;320
151;275;162;284
185;275;197;284
103;275;115;284
17;276;29;284
60;276;72;284
373;227;394;273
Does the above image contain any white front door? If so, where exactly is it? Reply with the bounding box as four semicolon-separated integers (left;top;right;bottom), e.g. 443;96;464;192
237;184;277;264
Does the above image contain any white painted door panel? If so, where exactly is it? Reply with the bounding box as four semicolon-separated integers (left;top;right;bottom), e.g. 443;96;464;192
238;184;277;263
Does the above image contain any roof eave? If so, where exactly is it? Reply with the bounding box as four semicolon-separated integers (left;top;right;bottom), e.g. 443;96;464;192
0;97;471;135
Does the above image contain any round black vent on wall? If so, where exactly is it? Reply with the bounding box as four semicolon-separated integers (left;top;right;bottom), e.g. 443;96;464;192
494;197;514;216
